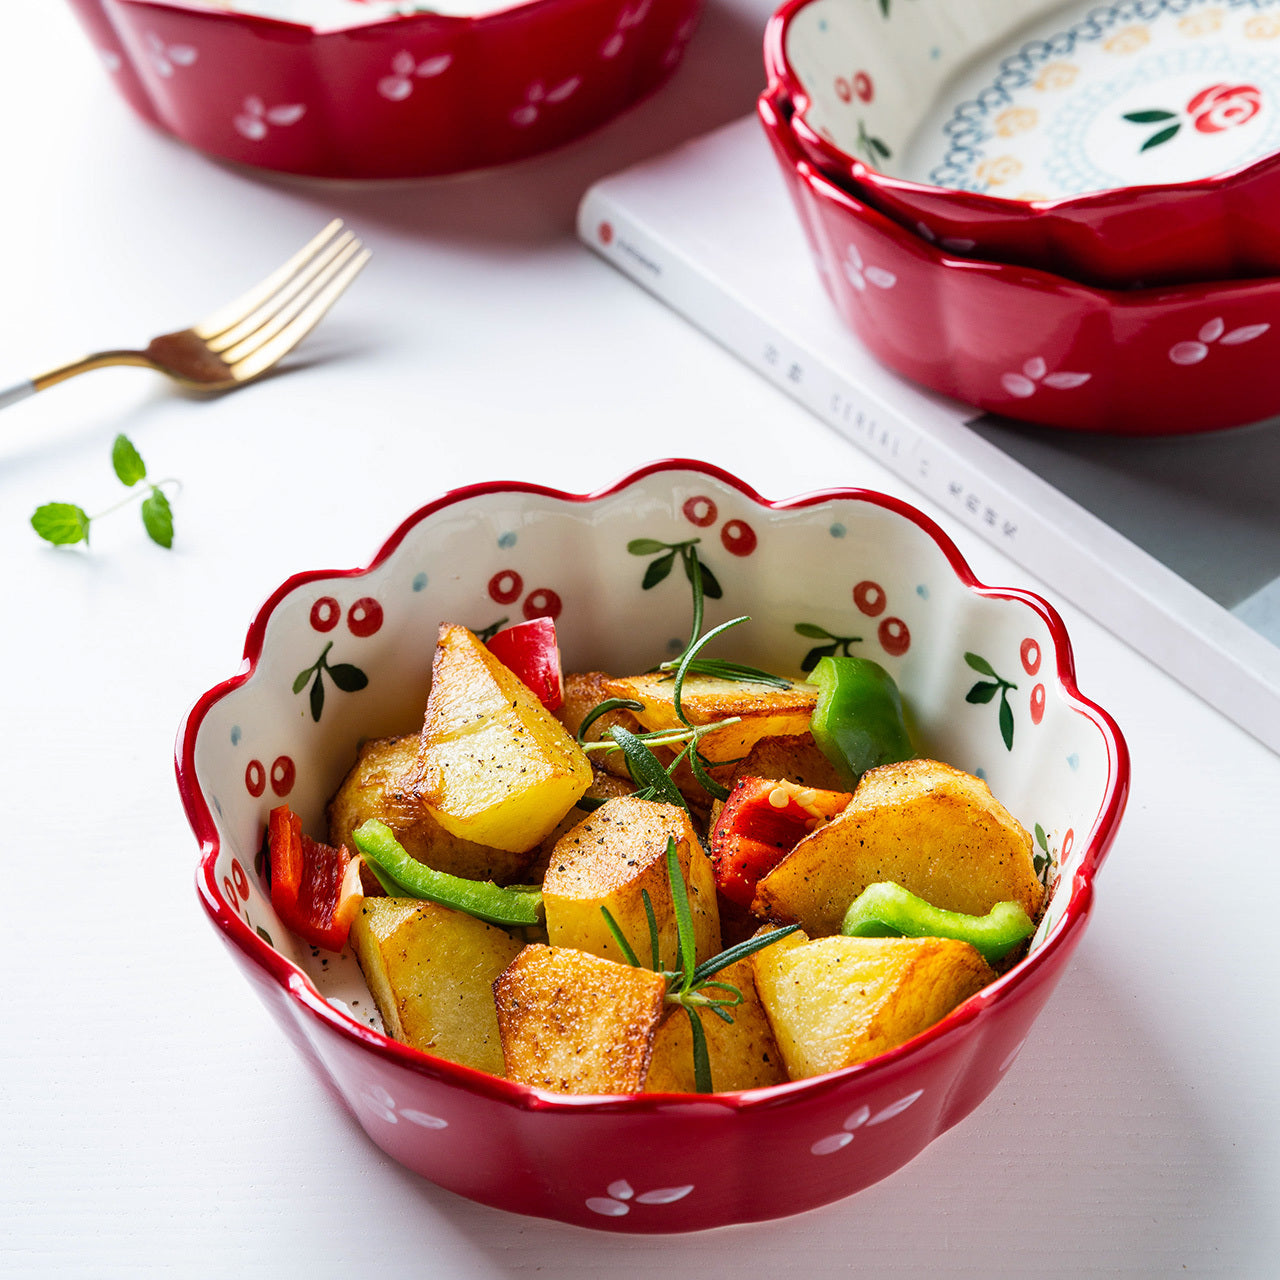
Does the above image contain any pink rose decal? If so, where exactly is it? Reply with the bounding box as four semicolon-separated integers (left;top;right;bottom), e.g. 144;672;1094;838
1187;83;1262;133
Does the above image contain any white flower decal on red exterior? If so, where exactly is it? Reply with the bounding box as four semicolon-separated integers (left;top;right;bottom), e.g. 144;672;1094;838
601;0;652;58
145;33;197;78
810;1089;925;1155
1169;316;1270;365
511;78;581;127
377;49;453;102
586;1178;694;1217
914;221;977;253
843;243;897;292
234;96;306;141
357;1084;448;1130
1001;356;1092;399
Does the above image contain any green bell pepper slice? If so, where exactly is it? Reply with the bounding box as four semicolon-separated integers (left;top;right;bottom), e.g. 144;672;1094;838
840;881;1035;965
350;819;544;928
808;655;914;786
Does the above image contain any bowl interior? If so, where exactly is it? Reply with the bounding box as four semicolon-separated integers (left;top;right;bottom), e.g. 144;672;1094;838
788;0;1280;200
186;466;1122;1066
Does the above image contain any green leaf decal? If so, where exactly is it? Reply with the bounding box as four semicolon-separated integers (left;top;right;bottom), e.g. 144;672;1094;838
801;642;839;673
627;538;669;556
31;502;91;546
1123;109;1176;123
964;652;998;678
310;671;325;722
111;434;147;487
327;663;369;693
794;622;832;639
141;489;174;548
1035;823;1049;851
966;681;1000;704
292;668;312;695
642;550;676;589
999;695;1015;751
687;553;723;600
1141;123;1181;151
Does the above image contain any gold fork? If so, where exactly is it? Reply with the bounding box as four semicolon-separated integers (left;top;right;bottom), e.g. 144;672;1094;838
0;220;370;410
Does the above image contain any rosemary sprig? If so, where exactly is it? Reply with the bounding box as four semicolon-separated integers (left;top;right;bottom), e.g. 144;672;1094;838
603;837;800;1092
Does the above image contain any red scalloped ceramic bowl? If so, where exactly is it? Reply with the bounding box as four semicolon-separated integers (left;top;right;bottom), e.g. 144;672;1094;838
176;460;1127;1230
67;0;702;179
761;90;1280;434
764;0;1280;289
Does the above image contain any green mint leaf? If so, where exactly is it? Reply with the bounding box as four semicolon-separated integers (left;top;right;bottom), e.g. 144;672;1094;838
112;434;147;487
31;502;91;546
141;489;174;548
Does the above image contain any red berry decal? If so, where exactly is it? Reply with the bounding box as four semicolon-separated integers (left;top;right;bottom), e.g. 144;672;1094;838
599;221;613;246
231;859;250;899
1020;637;1042;675
720;519;757;556
835;76;852;103
245;759;266;798
223;877;241;913
853;580;887;617
683;495;717;527
270;755;296;797
855;71;873;102
488;570;523;605
347;597;383;638
1030;683;1045;724
523;588;563;620
878;617;910;656
1062;828;1074;859
310;597;340;632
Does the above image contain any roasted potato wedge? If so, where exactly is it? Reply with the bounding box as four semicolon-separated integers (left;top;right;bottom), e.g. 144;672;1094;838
753;758;1043;936
599;672;818;763
350;897;522;1075
752;932;994;1078
557;671;650;783
644;958;787;1093
327;735;535;885
415;624;592;853
542;796;720;968
493;944;667;1094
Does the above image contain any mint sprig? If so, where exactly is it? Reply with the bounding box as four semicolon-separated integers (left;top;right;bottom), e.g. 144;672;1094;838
31;434;178;549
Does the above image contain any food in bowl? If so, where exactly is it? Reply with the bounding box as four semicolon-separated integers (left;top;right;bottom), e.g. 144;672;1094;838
275;564;1048;1095
177;461;1128;1230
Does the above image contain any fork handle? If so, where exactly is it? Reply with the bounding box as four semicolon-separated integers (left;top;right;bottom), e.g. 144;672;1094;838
0;378;35;410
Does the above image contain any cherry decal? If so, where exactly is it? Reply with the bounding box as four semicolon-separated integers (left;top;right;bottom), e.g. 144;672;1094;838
488;570;524;605
1029;684;1046;724
720;519;757;556
270;755;296;797
309;597;340;632
1020;637;1042;675
231;859;250;899
522;588;563;620
878;617;910;656
245;760;266;798
347;597;383;638
683;495;717;527
853;580;887;617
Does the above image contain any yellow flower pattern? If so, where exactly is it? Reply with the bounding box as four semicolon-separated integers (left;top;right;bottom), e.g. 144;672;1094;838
1034;62;1079;91
1244;15;1280;40
1103;25;1150;54
1178;9;1224;37
994;107;1039;137
975;155;1023;187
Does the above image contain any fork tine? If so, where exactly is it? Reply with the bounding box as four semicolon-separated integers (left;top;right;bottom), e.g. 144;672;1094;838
228;247;372;383
192;219;346;342
203;229;356;355
220;238;365;368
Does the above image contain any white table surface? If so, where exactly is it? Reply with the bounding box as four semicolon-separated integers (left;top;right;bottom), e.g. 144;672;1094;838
3;4;1278;1277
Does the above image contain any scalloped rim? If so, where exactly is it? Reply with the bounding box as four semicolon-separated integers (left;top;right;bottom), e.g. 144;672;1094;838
175;457;1130;1115
764;0;1280;215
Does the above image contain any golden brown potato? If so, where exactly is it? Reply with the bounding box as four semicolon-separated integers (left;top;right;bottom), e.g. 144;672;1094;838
415;624;592;853
493;944;667;1094
644;958;787;1093
557;671;650;783
350;897;522;1075
542;796;720;968
753;758;1043;936
599;672;818;763
327;735;535;885
524;767;637;884
752;933;994;1079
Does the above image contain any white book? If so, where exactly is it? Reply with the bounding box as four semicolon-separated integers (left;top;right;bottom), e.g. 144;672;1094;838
577;115;1280;754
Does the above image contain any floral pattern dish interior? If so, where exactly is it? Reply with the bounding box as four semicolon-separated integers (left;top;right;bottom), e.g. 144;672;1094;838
178;461;1128;1231
791;0;1280;199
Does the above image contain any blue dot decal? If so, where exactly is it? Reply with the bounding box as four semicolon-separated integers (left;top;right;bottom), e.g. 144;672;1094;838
498;532;517;549
230;725;241;746
916;584;929;599
1067;753;1080;771
829;523;846;538
412;572;428;592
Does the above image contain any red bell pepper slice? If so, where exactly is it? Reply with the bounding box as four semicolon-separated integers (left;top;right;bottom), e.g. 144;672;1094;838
709;777;853;908
267;805;364;951
485;616;564;711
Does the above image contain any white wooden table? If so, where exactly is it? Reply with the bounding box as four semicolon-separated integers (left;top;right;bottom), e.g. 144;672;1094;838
3;3;1278;1275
